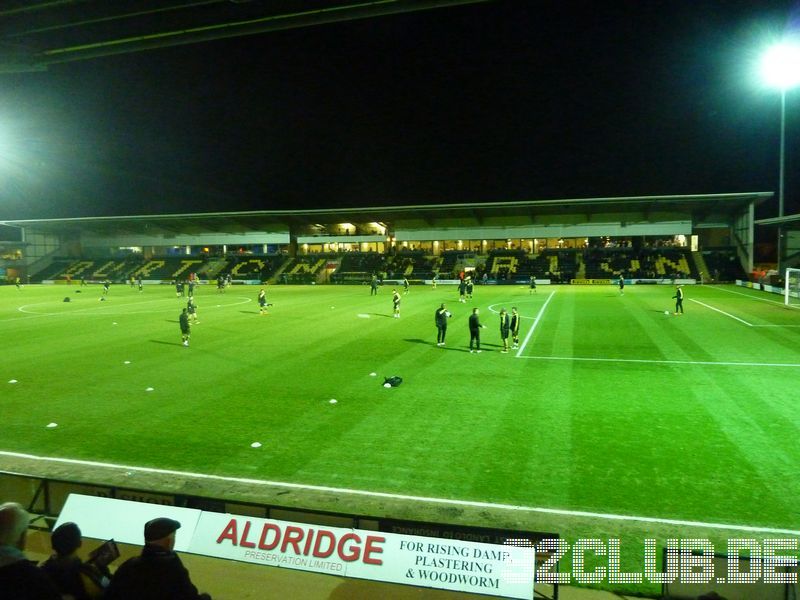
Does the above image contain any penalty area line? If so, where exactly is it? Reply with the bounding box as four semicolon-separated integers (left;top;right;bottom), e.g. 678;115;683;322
1;450;799;536
515;290;555;358
715;285;800;309
515;355;800;368
689;299;752;326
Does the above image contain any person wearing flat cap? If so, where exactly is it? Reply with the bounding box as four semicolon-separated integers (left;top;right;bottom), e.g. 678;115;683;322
105;517;211;600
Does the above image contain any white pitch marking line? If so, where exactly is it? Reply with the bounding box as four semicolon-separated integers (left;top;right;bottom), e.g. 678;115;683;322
515;355;800;367
1;450;799;536
515;291;555;358
715;285;800;309
689;299;752;326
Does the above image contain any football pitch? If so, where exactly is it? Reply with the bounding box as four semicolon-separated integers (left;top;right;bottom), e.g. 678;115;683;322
2;281;800;580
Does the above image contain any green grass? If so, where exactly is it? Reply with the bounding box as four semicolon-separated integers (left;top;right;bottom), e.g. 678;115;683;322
3;281;800;592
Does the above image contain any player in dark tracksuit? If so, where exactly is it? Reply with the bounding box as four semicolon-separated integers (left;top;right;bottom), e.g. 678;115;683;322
258;288;271;315
179;308;190;346
435;303;450;346
673;285;684;315
392;289;401;318
499;308;510;353
187;297;199;324
619;274;625;295
370;275;378;296
510;307;521;349
468;308;485;353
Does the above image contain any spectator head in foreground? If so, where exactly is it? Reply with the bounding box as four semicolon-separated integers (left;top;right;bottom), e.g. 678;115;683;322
144;517;181;548
50;522;82;557
0;502;29;550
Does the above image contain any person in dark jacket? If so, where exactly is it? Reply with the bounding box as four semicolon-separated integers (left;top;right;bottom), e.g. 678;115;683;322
0;502;61;600
435;303;450;346
40;522;110;600
468;307;485;353
105;517;211;600
510;307;521;350
499;308;510;353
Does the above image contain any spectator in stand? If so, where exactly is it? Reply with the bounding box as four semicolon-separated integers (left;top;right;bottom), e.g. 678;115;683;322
0;502;61;600
41;522;110;599
105;517;211;600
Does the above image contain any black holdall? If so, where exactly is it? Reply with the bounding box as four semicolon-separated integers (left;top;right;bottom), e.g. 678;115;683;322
383;376;403;387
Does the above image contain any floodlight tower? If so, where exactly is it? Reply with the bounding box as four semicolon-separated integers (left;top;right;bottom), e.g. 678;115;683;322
761;40;800;269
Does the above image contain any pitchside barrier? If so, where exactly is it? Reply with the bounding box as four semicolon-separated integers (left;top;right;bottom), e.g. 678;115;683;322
662;547;796;600
570;278;697;285
0;471;556;599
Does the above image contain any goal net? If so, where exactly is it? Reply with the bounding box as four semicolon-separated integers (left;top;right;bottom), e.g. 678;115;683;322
785;268;800;306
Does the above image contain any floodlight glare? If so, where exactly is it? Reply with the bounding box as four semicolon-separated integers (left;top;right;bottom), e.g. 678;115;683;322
761;41;800;90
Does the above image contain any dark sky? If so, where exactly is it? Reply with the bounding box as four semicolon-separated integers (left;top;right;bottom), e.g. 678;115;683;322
1;0;798;220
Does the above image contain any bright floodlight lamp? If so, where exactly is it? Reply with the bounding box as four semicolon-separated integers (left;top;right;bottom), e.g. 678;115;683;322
760;39;800;271
761;41;800;90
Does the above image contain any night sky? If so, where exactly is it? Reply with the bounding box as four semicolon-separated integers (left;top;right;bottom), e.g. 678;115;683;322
1;0;798;220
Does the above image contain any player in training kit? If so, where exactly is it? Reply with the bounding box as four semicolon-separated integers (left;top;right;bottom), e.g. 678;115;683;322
529;276;537;294
465;276;473;300
672;285;684;315
468;308;485;353
499;308;510;353
102;280;110;295
403;277;410;295
137;276;143;292
15;277;21;290
179;308;190;346
392;289;401;318
175;280;183;297
188;280;195;297
187;297;199;324
258;288;272;315
458;279;467;303
510;307;521;349
370;275;378;296
619;274;625;295
435;303;450;346
432;273;438;289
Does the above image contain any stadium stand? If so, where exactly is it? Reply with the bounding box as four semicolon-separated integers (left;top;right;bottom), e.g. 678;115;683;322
216;255;288;282
330;252;386;283
280;255;332;284
582;247;697;280
702;247;747;282
485;250;526;281
384;250;435;280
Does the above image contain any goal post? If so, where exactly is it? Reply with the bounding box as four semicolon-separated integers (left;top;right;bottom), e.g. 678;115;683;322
785;268;800;306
